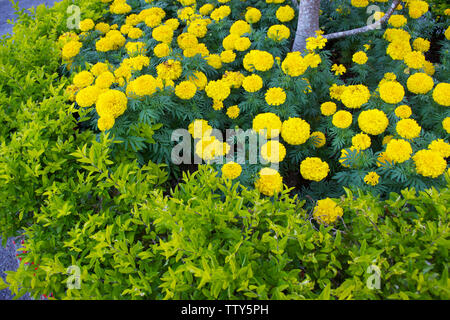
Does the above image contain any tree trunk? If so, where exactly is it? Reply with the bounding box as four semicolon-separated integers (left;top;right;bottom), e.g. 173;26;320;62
292;0;321;52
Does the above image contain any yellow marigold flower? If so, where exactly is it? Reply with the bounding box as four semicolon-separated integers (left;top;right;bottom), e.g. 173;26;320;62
310;131;326;148
428;139;450;158
445;26;450;41
177;33;198;50
265;87;286;106
332;110;353;129
175;81;197;100
153;43;171;58
199;4;215;16
212;100;224;111
220;50;236;63
152;25;173;44
255;168;283;197
196;136;230;161
320;102;337;116
222;162;242;180
352;51;368;64
261;141;286;163
242;74;263;92
243;50;274;72
188;19;209;38
394;105;412;119
76;85;103;108
386;40;411;60
79;19;94;32
351;0;368;7
281;52;307;77
62;40;82;60
96;89;128;118
408;0;429;19
423;60;435;76
388;14;407;27
352;133;371;150
304;53;322;68
221;71;245;89
91;62;109;77
404;50;425;69
377;151;393;167
245;7;262;24
329;84;346;101
406;73;434;94
157;60;182;81
210;5;231;22
234;37;251;51
413;149;447;178
432;83;450;107
187;71;207;90
73;71;94;88
205;80;230;101
340;84;370;109
305;34;327;51
128;27;143;39
412;38;430;52
364;172;380;186
97;114;115;131
267;24;290;41
127;75;157;97
379;81;404;104
230;20;251;36
331;64;346;75
313;198;343;225
396;119;421;140
385;139;413;163
358;109;389;135
253;113;282;139
226;105;240;119
95;71;115;89
188;119;212;139
300;157;329;182
206;54;223;69
339;147;360;168
276;5;295;22
443;117;450;134
95;22;110;34
383;135;394;145
281;118;311;145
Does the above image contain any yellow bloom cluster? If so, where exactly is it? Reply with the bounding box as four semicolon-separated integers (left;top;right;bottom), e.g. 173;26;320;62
253;113;282;139
413;150;447;178
364;172;380;186
379;81;404;104
300;157;329;181
255;168;283;196
243;50;274;72
261;141;286;163
385;139;413;163
396;119;421;140
332;110;353;129
358;109;389;135
313;198;343;225
340;85;370;109
432;83;450;107
281;118;311;145
222;162;242;180
407;73;434;94
281;52;307;77
265;88;286;106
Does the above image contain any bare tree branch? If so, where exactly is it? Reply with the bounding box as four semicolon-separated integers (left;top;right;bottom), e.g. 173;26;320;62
323;0;401;40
